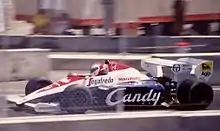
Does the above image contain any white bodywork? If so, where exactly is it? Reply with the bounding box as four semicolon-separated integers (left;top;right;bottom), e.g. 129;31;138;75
141;57;213;83
7;58;213;113
9;67;149;105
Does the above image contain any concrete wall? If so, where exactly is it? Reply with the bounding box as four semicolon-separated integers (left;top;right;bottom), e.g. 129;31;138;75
0;49;50;82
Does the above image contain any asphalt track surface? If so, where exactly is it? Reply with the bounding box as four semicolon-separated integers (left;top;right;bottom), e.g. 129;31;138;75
0;70;219;118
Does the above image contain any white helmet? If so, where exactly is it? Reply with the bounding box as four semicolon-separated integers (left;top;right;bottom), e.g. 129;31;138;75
90;63;109;76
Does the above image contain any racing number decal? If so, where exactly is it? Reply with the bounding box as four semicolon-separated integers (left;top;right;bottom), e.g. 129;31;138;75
200;62;213;77
172;64;181;73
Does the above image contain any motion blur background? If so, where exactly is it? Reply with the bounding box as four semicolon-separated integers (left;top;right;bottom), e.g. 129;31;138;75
0;1;220;131
1;0;220;36
0;0;218;53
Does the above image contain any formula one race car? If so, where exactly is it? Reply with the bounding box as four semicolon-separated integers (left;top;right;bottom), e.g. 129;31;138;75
7;58;214;114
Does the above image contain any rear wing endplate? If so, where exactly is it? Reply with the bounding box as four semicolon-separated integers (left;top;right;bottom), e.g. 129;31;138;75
141;57;213;83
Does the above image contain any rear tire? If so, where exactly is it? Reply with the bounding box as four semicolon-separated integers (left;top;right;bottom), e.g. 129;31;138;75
25;77;53;95
58;86;92;114
177;79;214;110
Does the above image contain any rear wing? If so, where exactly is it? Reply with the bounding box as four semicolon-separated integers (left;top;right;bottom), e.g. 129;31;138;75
141;57;213;83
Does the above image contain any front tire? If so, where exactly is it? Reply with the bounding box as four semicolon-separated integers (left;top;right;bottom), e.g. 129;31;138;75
58;86;92;114
25;77;53;95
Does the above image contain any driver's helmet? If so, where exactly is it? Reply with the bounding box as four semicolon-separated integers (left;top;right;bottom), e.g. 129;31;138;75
90;63;109;76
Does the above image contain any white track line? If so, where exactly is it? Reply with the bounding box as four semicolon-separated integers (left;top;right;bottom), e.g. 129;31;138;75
48;52;220;60
48;54;148;60
213;87;220;91
0;110;220;124
170;36;220;38
152;53;220;57
134;44;207;49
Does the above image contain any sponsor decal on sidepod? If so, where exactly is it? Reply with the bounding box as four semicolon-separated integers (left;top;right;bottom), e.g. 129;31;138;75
118;77;138;81
106;88;161;106
87;77;114;86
